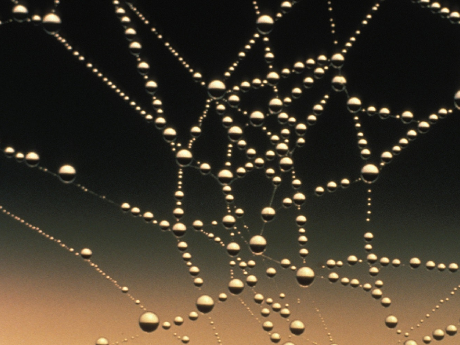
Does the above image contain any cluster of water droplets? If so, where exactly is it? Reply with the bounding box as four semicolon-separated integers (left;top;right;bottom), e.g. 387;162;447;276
3;0;460;344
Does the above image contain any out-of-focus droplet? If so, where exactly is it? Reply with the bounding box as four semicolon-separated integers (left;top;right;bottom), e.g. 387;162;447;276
454;90;460;109
13;4;28;22
226;242;240;256
58;165;76;183
95;337;109;345
139;312;159;332
80;248;92;259
410;257;421;268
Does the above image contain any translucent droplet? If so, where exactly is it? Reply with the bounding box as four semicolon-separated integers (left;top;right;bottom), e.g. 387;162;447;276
25;152;40;167
249;235;267;254
217;169;233;184
433;329;444;340
361;164;379;184
385;315;398;328
296;267;315;287
261;207;276;221
80;248;92;259
347;97;362;113
257;15;274;34
446;325;457;336
95;337;109;345
43;13;61;34
176;149;193;167
228;278;244;294
139;312;160;333
13;4;28;22
226;242;240;256
207;80;226;99
289;320;305;335
196;295;214;313
410;257;421;268
58;165;76;183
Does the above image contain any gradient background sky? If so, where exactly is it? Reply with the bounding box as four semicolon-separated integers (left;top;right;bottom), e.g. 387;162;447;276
1;0;460;344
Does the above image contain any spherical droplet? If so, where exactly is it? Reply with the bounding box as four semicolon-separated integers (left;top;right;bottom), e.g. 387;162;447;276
385;315;398;328
25;152;40;167
410;257;421;268
58;165;76;183
347;97;362;113
95;337;109;345
257;15;274;34
296;267;315;287
176;149;193;167
80;248;92;259
261;207;276;222
208;80;226;99
249;235;267;254
289;320;305;335
361;164;379;184
43;12;61;34
196;295;214;313
139;312;159;333
228;278;245;294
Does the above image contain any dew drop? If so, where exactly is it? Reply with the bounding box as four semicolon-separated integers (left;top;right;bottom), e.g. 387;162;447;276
58;165;76;183
139;312;160;333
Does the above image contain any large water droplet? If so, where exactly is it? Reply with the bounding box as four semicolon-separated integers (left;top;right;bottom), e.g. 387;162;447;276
58;165;76;183
296;267;315;287
139;312;159;332
196;295;214;313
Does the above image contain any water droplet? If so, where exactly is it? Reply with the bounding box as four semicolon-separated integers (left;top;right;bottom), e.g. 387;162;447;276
58;165;76;183
207;80;226;99
289;320;305;335
257;15;274;34
385;315;398;328
95;337;109;345
43;13;61;34
25;152;40;167
361;164;379;184
228;278;244;294
139;312;160;332
249;235;267;254
196;295;214;313
80;248;92;259
296;267;315;287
